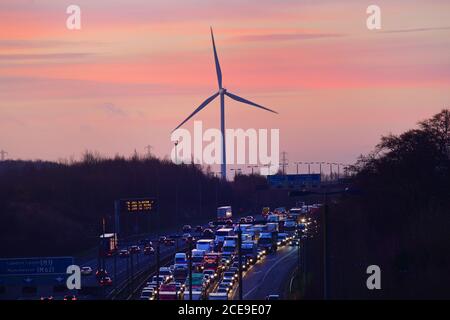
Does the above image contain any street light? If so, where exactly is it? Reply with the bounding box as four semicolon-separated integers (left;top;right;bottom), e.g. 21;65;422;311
247;165;259;175
294;162;303;175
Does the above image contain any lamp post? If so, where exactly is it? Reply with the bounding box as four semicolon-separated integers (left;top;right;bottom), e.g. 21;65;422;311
316;162;325;179
188;236;193;300
237;223;243;300
247;165;258;175
294;162;302;175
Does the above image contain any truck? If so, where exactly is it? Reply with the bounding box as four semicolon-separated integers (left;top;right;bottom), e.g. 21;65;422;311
217;206;232;221
158;283;178;300
196;239;214;253
221;238;237;260
241;241;258;264
191;249;205;270
258;232;277;253
283;220;297;235
100;233;118;257
215;228;234;250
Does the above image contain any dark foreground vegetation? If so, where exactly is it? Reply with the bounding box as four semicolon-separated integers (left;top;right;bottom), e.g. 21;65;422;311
322;109;450;299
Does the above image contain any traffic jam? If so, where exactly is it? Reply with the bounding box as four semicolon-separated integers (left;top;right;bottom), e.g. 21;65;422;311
137;205;320;301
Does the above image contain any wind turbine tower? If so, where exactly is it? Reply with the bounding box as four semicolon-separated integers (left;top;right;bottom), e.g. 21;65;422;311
173;28;278;180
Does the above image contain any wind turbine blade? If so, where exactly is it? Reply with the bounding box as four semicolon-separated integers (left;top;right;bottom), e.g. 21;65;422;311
225;92;278;114
173;92;219;131
210;27;223;89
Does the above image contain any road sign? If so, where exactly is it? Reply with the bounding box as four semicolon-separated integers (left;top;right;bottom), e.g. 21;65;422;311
0;256;73;286
267;174;321;188
120;198;156;213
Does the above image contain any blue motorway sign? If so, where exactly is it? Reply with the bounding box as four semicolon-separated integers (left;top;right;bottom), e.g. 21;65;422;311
0;257;73;286
267;174;321;188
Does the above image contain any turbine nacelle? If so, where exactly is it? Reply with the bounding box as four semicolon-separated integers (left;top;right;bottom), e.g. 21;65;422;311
219;88;227;95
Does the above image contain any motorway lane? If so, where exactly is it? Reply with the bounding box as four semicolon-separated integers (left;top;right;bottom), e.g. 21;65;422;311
236;245;298;300
76;239;184;298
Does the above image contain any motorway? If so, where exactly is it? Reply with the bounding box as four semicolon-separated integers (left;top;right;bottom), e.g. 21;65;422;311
239;245;298;299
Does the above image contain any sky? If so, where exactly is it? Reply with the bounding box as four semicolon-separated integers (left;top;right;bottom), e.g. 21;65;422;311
0;0;449;175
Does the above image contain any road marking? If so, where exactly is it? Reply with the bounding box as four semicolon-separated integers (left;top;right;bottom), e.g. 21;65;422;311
243;248;297;299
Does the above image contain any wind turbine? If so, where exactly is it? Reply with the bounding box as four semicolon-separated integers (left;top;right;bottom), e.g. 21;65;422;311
173;27;278;180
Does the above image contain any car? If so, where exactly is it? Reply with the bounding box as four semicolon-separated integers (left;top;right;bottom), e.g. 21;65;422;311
144;246;155;255
40;296;54;301
159;267;173;281
239;217;247;224
228;267;238;275
290;239;300;247
221;278;233;287
182;233;192;241
63;294;77;301
152;275;166;284
119;249;130;258
195;225;203;233
223;271;236;283
130;245;141;254
203;269;217;280
225;219;233;227
145;281;159;289
217;286;230;294
139;239;152;246
80;266;93;276
266;294;280;300
245;216;254;223
201;228;215;239
140;289;154;300
164;237;175;246
182;225;192;233
99;276;112;286
95;268;108;279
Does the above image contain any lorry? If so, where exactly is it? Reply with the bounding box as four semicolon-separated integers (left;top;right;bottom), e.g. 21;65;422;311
283;220;297;235
215;228;234;250
217;206;232;221
196;239;214;253
100;233;118;257
258;232;277;253
221;237;237;260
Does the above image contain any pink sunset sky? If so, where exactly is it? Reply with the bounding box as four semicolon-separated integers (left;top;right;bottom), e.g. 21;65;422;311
1;0;449;174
